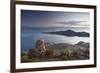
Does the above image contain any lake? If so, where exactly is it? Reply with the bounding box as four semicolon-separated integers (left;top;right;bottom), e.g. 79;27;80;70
21;27;90;52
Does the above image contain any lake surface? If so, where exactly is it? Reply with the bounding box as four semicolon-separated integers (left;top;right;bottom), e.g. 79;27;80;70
21;27;90;52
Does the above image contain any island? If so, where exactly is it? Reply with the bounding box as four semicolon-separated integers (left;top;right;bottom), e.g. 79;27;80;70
44;30;89;37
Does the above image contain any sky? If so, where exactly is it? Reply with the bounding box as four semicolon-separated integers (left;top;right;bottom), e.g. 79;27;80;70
21;10;90;28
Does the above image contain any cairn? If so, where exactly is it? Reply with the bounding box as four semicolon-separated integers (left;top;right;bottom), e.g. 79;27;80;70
35;39;46;57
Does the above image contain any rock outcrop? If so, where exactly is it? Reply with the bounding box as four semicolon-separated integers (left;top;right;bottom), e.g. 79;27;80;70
35;39;46;57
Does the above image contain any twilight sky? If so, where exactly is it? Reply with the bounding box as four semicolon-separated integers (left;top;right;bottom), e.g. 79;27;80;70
21;10;90;28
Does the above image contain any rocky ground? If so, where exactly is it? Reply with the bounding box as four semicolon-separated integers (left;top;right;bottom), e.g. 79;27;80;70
21;41;89;63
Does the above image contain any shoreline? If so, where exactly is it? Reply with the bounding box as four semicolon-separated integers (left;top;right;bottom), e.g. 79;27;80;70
21;41;89;63
22;41;89;53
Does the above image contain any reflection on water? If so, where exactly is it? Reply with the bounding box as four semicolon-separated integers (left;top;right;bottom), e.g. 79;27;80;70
21;27;90;52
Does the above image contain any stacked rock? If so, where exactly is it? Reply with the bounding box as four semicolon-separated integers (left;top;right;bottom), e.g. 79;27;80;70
35;39;46;57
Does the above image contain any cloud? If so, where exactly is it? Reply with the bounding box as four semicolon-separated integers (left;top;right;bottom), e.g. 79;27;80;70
55;21;89;28
56;21;88;25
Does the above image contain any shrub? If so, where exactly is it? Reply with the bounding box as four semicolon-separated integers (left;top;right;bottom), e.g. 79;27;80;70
60;49;69;60
61;56;68;60
21;55;29;62
28;49;36;58
21;52;26;57
82;49;89;54
46;49;55;58
82;49;89;57
72;51;78;56
60;50;66;56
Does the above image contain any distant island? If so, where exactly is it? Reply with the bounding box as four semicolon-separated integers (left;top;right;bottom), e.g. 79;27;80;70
44;30;89;37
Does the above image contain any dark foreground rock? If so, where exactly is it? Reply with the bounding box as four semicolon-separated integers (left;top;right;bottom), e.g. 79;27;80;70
21;41;89;63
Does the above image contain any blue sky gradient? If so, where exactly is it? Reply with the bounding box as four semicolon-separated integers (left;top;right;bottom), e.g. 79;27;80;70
21;10;90;28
